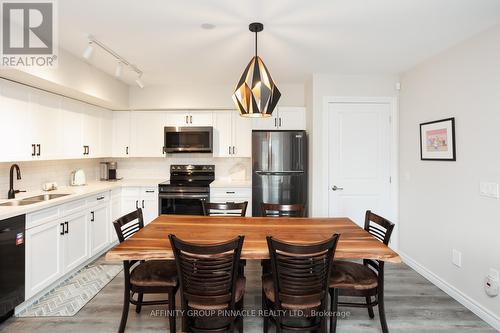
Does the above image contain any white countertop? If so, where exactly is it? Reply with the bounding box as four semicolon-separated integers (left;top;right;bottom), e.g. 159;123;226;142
0;178;252;221
0;179;164;221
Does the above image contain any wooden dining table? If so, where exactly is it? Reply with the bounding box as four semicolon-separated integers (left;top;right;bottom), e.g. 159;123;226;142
106;215;400;263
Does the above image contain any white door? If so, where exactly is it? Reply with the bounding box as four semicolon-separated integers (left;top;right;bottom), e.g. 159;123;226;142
100;109;113;158
189;111;213;126
112;111;131;157
165;111;190;126
232;113;252;157
122;197;140;217
277;107;306;130
82;105;101;158
0;80;32;162
29;90;63;160
327;102;391;227
61;98;84;158
25;220;63;298
213;111;232;157
63;211;89;272
130;111;166;157
90;204;110;255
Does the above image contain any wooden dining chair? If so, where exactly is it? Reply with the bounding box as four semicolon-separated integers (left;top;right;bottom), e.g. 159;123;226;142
202;201;248;216
113;209;179;333
329;210;395;333
263;234;340;333
261;203;306;217
169;234;245;333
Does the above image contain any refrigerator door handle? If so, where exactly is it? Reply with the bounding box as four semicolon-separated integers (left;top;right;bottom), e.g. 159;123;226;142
255;170;305;175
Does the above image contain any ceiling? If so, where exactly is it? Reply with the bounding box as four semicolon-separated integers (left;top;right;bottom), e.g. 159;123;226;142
58;0;500;86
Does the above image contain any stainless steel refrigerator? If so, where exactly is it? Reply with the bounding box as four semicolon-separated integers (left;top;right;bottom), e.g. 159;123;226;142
252;130;308;216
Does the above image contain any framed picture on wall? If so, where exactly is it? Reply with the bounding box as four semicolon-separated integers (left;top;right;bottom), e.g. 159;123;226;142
420;117;456;161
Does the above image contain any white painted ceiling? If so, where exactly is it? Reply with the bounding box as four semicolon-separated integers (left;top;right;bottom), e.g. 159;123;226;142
58;0;500;86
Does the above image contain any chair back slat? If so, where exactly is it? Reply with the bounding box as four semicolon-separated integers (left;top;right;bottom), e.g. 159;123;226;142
267;234;339;309
113;209;144;243
202;201;248;217
364;210;395;245
169;234;244;309
261;203;305;217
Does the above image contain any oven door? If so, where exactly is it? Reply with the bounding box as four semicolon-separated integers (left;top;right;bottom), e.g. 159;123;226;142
159;193;208;215
164;127;213;153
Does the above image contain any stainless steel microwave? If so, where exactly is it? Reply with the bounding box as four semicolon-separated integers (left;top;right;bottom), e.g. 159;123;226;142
164;126;213;153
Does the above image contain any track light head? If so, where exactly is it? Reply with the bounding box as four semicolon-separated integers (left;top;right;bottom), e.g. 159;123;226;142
82;41;94;60
115;61;123;78
135;74;144;89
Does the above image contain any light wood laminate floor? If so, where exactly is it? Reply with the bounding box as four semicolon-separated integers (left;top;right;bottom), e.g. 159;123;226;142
0;261;494;333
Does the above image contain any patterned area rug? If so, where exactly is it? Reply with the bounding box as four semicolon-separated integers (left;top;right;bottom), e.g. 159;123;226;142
17;263;122;317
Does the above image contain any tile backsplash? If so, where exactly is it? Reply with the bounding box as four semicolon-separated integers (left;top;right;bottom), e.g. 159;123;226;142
0;157;251;200
0;159;101;199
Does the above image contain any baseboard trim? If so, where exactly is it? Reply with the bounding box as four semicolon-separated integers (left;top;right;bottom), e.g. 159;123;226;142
399;251;500;332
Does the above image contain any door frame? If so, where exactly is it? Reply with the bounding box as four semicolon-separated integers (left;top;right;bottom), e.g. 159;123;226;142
322;96;399;249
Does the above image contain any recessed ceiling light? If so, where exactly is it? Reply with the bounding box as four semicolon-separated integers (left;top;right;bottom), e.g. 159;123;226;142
201;23;216;30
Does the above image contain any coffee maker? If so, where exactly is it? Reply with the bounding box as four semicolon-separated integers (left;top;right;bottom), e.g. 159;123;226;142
100;162;120;181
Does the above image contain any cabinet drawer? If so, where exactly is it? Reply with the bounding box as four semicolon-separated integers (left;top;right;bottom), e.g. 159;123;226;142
86;192;109;205
61;198;87;216
142;187;157;198
210;187;251;198
26;206;60;230
121;187;141;197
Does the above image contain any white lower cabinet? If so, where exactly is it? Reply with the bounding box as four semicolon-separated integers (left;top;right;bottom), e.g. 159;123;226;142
25;219;64;298
89;203;109;256
63;211;90;273
121;187;158;225
210;187;252;216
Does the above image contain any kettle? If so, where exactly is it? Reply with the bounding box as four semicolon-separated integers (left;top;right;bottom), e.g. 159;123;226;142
70;169;86;186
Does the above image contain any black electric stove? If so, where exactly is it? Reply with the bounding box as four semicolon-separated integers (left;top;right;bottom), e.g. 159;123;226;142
158;165;214;215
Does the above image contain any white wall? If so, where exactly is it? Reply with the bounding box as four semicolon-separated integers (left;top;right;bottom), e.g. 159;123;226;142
399;24;500;329
0;48;129;109
128;83;305;110
309;74;399;217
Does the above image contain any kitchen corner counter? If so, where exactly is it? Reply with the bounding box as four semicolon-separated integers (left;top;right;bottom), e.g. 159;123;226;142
210;179;252;188
0;179;164;221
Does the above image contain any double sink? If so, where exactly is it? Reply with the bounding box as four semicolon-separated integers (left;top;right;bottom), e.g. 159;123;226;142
0;193;70;206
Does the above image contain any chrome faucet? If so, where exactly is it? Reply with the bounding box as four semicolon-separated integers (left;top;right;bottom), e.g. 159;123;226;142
8;164;25;199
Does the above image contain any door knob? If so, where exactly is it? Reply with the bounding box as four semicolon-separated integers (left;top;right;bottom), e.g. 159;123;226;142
331;185;344;191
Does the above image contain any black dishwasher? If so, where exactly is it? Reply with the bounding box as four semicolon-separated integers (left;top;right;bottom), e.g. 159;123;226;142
0;215;25;322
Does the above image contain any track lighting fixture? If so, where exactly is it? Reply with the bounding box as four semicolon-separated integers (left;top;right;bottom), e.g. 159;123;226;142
83;35;144;87
82;41;94;60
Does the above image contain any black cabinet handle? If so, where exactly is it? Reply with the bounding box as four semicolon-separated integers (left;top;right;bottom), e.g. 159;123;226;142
87;145;90;155
64;221;69;234
31;144;36;156
142;200;145;208
145;190;155;193
90;211;94;222
190;115;193;124
135;200;138;209
232;146;236;155
185;115;189;124
226;191;235;194
126;146;129;155
60;223;65;235
279;118;282;127
36;144;41;156
274;118;277;127
97;196;105;200
228;146;231;155
83;146;86;155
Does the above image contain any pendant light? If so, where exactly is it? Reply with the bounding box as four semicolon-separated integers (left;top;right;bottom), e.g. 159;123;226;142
232;22;281;117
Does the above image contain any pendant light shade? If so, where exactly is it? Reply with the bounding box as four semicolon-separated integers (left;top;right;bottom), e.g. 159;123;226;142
232;23;281;117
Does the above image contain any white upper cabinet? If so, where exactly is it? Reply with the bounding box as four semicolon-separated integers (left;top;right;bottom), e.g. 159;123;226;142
213;111;252;158
82;105;102;158
130;111;166;157
61;98;84;159
252;107;306;130
232;113;252;157
276;107;306;130
99;109;113;158
29;90;63;160
112;111;131;157
165;111;213;126
0;80;32;162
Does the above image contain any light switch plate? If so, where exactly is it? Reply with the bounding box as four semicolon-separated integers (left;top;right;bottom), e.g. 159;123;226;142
480;182;499;199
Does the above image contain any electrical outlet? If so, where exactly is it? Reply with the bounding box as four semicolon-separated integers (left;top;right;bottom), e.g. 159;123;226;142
485;269;499;297
452;249;462;267
479;182;499;198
